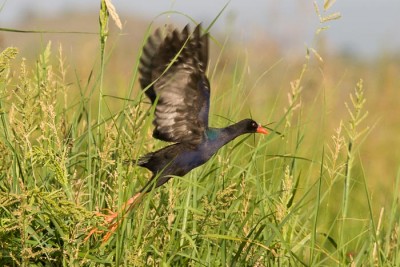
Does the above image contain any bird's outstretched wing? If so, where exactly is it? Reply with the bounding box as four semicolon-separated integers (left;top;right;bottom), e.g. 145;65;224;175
139;24;210;145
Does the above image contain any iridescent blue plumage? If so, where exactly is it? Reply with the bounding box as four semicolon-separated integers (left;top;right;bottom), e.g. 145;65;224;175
206;128;219;141
136;24;268;192
88;23;267;243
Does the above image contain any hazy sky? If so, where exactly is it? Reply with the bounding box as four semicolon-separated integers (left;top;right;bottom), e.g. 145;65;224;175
1;0;399;57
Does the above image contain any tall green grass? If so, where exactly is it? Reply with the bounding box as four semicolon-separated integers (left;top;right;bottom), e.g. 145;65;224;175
0;1;399;266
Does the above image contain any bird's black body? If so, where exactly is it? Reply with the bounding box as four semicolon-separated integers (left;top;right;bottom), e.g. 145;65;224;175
137;24;267;192
86;24;267;242
137;119;262;191
85;25;267;242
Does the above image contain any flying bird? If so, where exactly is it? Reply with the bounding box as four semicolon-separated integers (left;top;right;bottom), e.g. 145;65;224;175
90;24;268;242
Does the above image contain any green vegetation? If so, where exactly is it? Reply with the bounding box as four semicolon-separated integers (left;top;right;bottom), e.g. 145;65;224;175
0;1;399;266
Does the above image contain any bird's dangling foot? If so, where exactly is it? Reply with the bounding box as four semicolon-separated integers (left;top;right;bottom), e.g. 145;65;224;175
84;192;143;243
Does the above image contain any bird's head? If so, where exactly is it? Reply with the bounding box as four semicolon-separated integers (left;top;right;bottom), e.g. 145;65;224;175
244;119;268;134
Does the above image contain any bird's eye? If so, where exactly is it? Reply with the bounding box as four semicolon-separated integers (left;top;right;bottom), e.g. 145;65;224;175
252;122;257;128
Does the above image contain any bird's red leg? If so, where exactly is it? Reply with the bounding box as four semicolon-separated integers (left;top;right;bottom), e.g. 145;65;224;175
101;192;144;242
84;192;144;243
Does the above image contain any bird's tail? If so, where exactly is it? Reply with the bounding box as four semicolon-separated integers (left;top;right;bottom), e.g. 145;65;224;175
124;152;154;167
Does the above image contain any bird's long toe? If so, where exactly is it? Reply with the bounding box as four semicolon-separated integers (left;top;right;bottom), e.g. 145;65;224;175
85;193;143;243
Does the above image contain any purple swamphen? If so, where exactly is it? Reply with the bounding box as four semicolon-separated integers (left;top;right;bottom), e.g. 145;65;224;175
89;24;268;242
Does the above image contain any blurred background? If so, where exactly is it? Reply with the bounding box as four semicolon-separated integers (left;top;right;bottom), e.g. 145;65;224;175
1;0;400;56
1;0;399;207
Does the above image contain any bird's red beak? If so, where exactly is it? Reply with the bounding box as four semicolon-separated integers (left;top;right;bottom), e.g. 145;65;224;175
256;125;268;134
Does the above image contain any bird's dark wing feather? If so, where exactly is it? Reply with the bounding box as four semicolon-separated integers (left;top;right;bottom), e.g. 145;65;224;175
139;24;210;145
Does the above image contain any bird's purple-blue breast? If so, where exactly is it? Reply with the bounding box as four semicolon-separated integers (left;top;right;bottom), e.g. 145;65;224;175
175;148;209;173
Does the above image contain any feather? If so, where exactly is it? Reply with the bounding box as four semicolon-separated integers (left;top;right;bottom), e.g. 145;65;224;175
138;24;210;145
